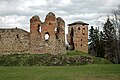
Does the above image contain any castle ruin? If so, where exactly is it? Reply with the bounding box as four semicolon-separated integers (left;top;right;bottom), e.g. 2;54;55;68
0;12;66;55
30;12;65;54
0;12;89;54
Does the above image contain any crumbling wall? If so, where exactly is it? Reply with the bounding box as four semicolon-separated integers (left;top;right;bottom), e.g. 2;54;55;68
30;12;66;54
0;28;30;53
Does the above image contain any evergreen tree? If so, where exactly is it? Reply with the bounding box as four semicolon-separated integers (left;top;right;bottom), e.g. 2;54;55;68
93;28;100;57
89;26;103;57
98;31;105;57
89;26;95;54
103;18;117;62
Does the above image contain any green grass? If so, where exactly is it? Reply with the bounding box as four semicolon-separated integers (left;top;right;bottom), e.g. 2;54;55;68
0;64;120;80
66;50;111;64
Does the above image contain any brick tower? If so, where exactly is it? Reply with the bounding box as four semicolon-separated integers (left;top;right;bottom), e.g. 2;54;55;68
67;21;89;53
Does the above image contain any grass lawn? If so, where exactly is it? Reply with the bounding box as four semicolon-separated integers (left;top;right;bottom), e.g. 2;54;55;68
0;64;120;80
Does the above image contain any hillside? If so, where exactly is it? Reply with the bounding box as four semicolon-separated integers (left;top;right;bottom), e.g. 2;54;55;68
0;51;111;66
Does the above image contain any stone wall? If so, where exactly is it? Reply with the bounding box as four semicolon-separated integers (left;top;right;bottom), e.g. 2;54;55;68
0;28;30;53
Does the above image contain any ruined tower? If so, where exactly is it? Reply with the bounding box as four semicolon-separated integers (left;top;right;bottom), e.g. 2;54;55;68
67;21;89;53
30;12;66;54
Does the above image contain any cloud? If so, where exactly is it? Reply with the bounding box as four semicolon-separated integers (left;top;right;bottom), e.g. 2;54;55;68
0;0;120;32
0;15;29;31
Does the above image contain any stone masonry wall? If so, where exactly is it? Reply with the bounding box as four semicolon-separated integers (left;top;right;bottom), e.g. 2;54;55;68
30;12;66;54
0;28;30;53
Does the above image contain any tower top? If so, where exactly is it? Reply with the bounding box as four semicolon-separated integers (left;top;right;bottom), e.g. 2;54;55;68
46;12;55;17
30;15;40;23
57;17;65;23
31;15;40;20
68;21;89;26
45;12;56;21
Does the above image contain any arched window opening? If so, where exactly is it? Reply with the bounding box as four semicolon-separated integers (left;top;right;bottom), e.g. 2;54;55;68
37;24;41;32
55;27;60;39
78;27;80;30
44;32;50;41
39;26;41;32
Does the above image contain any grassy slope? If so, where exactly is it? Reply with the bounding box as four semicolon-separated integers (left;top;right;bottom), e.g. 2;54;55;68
0;64;120;80
66;50;111;64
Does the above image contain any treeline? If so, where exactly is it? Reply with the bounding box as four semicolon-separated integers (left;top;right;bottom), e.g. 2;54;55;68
89;5;120;64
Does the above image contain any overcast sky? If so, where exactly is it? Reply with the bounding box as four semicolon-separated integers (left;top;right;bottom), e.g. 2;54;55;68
0;0;120;33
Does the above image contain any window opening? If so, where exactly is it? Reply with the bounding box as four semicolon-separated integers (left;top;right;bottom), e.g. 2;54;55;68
55;27;60;39
0;35;1;39
44;32;50;41
54;28;57;32
82;28;85;35
49;22;52;25
16;34;19;38
78;27;80;30
37;24;40;32
81;44;82;46
39;26;41;32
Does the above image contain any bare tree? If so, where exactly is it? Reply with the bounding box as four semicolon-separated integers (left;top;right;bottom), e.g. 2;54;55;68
112;4;120;63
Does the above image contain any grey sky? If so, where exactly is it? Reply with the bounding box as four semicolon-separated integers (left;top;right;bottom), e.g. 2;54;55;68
0;0;120;33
